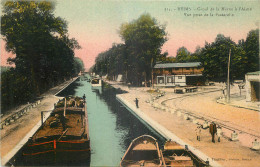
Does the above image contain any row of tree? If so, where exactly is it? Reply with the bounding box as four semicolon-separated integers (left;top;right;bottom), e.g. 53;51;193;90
92;13;259;84
173;31;259;80
91;14;168;86
1;1;84;112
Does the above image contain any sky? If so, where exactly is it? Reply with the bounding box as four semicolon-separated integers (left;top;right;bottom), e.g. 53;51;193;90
1;0;259;70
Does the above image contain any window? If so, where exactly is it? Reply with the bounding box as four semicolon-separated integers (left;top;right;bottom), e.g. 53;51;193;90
178;76;182;79
186;67;190;70
167;77;173;83
175;67;179;70
157;77;164;84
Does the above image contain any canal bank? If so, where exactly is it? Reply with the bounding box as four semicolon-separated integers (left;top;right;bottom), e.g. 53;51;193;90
116;94;220;167
57;77;166;166
2;76;167;166
107;80;260;167
1;77;79;166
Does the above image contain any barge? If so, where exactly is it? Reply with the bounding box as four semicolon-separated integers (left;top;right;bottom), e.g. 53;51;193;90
91;78;102;87
162;140;207;167
22;96;90;165
120;135;163;167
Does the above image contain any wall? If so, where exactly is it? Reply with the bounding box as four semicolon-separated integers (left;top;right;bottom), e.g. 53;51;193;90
245;74;260;101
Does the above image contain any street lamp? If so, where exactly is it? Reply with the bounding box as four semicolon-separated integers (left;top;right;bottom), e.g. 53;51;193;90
226;49;231;103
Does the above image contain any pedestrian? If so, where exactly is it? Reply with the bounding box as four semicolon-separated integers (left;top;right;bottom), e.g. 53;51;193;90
217;125;222;142
134;98;139;108
209;122;217;143
83;94;86;101
196;125;202;141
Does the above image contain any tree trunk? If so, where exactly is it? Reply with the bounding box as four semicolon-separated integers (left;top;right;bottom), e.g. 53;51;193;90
144;72;147;87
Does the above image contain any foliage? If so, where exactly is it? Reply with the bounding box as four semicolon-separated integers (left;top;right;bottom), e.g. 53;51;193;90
172;31;259;81
1;68;34;111
119;14;168;85
92;15;258;83
92;14;168;86
197;32;259;80
1;1;81;112
73;57;85;74
243;29;259;73
0;66;11;74
93;43;126;79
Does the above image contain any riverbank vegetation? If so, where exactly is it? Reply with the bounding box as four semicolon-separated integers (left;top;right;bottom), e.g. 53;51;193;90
1;1;84;112
91;13;259;84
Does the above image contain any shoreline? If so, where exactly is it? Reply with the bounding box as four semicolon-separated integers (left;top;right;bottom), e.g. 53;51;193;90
1;77;79;166
106;80;260;167
116;94;221;167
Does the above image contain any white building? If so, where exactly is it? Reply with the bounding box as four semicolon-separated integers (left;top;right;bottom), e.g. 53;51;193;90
245;71;260;102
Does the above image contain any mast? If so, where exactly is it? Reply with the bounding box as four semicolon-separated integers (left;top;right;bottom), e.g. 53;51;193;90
64;97;66;117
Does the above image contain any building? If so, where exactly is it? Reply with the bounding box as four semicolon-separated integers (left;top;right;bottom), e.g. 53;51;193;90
245;71;260;102
153;62;204;87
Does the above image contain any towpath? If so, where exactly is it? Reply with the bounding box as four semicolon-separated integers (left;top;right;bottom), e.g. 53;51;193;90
107;80;260;167
0;77;78;165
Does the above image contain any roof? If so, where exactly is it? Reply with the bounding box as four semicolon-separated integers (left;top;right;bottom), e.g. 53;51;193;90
246;71;260;75
154;62;201;69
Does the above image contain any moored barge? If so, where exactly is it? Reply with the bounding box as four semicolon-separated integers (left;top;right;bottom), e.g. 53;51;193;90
120;135;163;167
23;96;90;165
162;140;207;167
91;78;102;87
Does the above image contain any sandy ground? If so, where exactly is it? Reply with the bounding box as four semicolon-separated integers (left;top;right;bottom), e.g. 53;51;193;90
0;78;78;159
107;80;260;167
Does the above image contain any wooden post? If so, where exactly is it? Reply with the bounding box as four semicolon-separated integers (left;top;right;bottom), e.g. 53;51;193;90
41;111;44;127
152;68;154;88
64;98;66;117
151;58;154;88
226;49;231;103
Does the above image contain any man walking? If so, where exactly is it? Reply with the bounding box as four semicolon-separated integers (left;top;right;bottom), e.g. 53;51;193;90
209;122;217;143
135;98;139;108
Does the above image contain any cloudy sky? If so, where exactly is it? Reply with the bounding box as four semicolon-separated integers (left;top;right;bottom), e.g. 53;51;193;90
1;0;259;70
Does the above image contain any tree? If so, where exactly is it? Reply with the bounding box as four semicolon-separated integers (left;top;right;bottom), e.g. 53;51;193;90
176;47;191;62
199;34;244;80
119;14;168;86
243;29;259;73
1;1;81;112
73;57;85;74
1;1;67;93
93;43;126;80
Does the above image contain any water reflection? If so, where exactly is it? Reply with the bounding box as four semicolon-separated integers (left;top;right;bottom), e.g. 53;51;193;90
57;77;166;166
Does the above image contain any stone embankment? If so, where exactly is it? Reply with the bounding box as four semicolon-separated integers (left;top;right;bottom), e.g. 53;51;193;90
107;80;260;167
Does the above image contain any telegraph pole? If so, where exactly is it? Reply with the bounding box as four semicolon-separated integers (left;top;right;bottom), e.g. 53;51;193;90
151;58;154;88
226;49;231;103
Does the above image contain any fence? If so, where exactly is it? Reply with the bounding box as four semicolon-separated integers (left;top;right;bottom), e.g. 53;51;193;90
0;100;41;129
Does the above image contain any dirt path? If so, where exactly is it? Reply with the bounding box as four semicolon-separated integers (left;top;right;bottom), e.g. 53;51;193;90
0;78;78;161
0;96;59;157
165;91;260;137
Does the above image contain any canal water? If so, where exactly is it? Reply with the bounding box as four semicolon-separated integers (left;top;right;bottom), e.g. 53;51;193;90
57;76;166;166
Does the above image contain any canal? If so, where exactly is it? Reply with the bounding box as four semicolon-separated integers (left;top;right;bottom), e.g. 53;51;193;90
57;76;166;166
